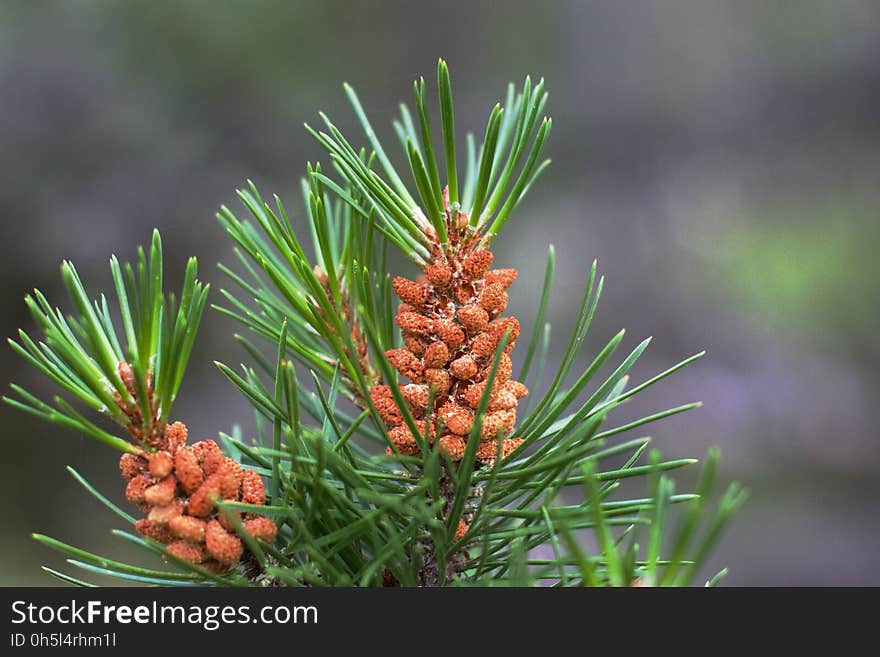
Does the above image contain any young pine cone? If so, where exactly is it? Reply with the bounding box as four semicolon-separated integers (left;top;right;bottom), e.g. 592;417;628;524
372;248;526;466
119;421;277;572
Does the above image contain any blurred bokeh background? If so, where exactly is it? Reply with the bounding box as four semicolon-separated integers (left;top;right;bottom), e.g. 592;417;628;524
2;0;878;585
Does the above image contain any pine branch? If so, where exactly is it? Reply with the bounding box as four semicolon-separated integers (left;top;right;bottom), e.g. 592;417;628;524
6;230;208;450
6;60;743;588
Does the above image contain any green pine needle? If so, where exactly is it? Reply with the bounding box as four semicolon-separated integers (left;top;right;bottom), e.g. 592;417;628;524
6;229;208;451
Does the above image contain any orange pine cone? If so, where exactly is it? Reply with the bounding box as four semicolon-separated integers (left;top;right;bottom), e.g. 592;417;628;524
135;518;174;544
426;264;453;288
401;383;431;410
423;341;450;368
462;250;493;279
192;440;224;476
244;517;278;543
168;515;207;543
148;450;174;478
143;475;177;506
392;276;430;306
385;348;424;382
166;540;207;564
216;457;243;500
119;420;277;571
371;384;404;424
119;452;147;479
458;304;489;333
125;474;151;505
148;499;184;525
241;469;266;506
432;318;465;349
369;241;526;470
163;421;189;453
450;355;478;380
187;475;220;518
484;268;518;289
438;435;467;460
205;519;243;565
424;368;452;394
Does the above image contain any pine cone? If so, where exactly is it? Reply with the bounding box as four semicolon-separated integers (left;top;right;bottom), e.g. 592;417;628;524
372;245;526;467
118;420;277;572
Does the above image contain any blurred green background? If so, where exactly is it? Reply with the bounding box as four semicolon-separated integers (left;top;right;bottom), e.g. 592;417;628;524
2;1;878;585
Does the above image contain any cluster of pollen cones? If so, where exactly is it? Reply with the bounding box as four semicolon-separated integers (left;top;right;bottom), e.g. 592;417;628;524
370;246;527;469
115;362;277;571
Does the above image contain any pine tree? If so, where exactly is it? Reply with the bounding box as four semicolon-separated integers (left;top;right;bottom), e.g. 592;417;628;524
5;60;745;587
